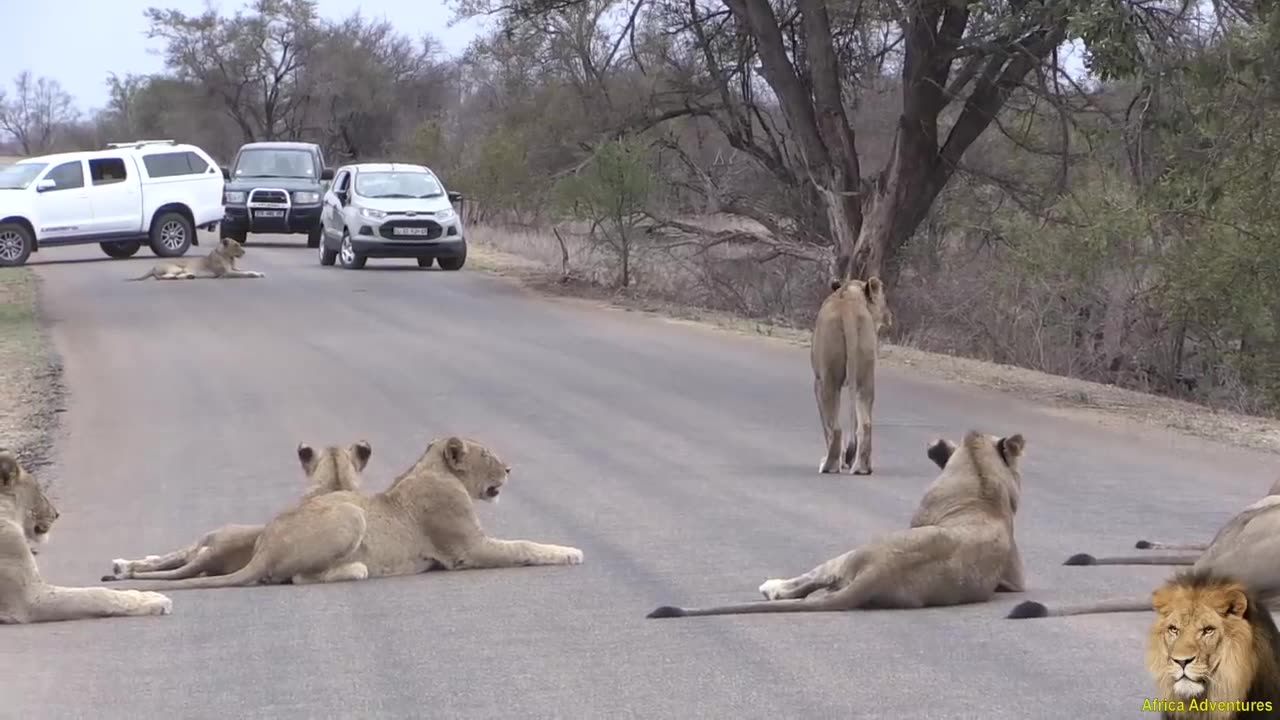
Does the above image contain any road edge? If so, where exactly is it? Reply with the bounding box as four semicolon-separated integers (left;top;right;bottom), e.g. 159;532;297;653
467;242;1280;457
0;268;67;476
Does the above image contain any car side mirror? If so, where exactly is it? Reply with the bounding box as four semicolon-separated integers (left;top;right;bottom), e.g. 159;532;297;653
221;166;231;180
447;191;463;203
321;167;334;181
36;179;57;192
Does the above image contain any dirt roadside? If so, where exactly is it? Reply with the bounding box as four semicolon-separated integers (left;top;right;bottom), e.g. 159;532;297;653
468;242;1280;456
0;269;65;473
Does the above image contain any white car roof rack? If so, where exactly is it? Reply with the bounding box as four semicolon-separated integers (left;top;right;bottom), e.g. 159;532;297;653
105;140;177;149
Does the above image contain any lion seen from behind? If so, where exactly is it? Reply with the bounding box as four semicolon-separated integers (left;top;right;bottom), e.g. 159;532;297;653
811;276;892;475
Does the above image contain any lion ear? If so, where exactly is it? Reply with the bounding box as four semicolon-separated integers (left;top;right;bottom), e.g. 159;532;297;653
351;440;372;470
1151;586;1176;614
926;438;956;470
1217;586;1249;617
443;437;467;470
864;277;884;301
997;434;1026;464
0;452;18;487
296;443;316;469
830;279;843;291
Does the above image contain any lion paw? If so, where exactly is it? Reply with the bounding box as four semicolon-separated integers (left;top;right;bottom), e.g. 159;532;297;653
563;548;585;565
136;592;173;616
251;271;266;278
759;579;788;600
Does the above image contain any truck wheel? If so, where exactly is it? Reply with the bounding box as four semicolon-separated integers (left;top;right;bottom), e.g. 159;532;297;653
149;212;194;257
0;222;34;267
222;226;247;245
307;226;322;249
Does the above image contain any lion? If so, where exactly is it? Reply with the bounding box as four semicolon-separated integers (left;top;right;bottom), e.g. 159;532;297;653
108;436;584;592
646;430;1026;619
126;236;265;280
811;276;892;475
1145;570;1280;720
1010;477;1280;619
103;440;372;583
1;450;173;624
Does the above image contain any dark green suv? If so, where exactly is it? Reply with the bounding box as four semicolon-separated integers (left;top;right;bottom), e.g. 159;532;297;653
219;141;334;247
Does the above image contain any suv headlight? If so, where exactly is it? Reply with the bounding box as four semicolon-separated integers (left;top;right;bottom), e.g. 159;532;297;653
435;207;457;222
224;191;246;204
293;191;320;204
359;207;387;221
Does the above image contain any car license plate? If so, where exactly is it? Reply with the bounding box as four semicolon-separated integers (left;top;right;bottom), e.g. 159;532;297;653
394;227;431;236
255;210;284;218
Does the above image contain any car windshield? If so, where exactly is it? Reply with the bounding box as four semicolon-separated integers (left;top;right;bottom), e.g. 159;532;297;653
232;149;316;179
354;172;442;199
0;163;48;190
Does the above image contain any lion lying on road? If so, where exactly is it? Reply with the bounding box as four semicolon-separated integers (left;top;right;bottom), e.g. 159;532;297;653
1145;570;1280;719
1;450;172;624
1010;476;1280;619
811;276;892;475
647;430;1026;619
127;236;265;280
111;436;584;591
104;440;372;583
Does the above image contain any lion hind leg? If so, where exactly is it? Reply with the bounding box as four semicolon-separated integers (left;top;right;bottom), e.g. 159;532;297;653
849;381;874;476
759;549;863;600
27;585;173;623
814;376;843;474
293;561;369;585
261;502;367;581
109;546;196;579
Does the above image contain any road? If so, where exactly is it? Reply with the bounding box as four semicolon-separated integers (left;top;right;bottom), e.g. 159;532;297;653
2;232;1277;719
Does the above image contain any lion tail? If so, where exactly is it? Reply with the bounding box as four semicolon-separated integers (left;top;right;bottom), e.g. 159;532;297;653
106;552;271;591
1063;552;1199;567
125;268;156;282
1006;597;1150;619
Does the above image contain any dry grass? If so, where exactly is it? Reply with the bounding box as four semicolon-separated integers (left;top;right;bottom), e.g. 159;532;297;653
0;269;63;471
467;223;1280;455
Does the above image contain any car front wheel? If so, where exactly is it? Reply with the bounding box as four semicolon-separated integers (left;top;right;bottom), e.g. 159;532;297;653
338;231;366;269
0;222;34;267
437;244;467;271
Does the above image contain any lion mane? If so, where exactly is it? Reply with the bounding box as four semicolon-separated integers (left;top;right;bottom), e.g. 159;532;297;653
1146;569;1280;720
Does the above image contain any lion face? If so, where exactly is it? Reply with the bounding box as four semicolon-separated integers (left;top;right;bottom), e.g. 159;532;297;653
219;237;246;258
0;451;59;554
296;440;373;493
438;436;512;503
1147;577;1254;701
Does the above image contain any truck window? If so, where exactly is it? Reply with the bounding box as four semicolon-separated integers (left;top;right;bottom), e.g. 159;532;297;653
143;151;210;178
45;161;85;190
89;157;128;186
232;148;316;179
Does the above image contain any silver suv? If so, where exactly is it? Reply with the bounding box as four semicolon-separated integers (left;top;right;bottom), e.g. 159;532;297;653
318;162;465;270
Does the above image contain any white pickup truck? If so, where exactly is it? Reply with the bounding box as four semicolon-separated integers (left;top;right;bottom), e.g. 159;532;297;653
0;140;224;267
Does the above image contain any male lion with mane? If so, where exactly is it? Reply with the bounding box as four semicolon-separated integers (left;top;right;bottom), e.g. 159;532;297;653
103;440;372;583
1;450;172;624
127;236;265;280
811;275;892;475
647;430;1026;619
109;436;584;591
1146;570;1280;720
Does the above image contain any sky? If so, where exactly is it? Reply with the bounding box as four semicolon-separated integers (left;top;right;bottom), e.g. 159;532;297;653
0;0;492;113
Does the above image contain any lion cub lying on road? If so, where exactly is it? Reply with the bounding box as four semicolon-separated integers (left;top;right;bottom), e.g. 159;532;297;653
104;440;372;583
647;430;1026;618
1;450;172;624
127;236;265;280
113;436;584;591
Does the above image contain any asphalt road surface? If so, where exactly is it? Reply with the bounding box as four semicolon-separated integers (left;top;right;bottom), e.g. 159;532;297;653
3;232;1277;720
